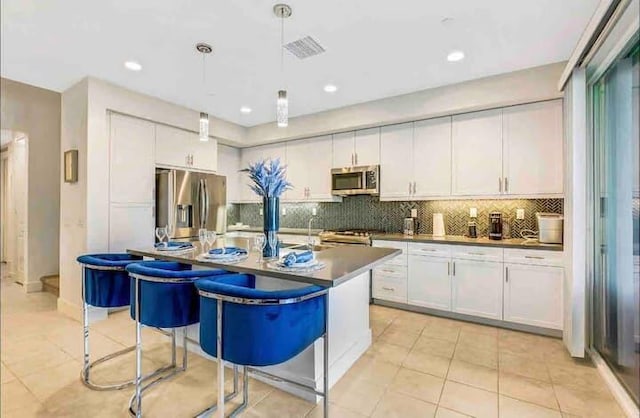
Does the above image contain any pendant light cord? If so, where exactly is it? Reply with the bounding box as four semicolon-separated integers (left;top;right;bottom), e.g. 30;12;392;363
280;14;284;77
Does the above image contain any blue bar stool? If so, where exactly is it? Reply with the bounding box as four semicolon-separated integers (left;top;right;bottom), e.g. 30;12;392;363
77;253;143;390
194;274;330;418
125;261;235;418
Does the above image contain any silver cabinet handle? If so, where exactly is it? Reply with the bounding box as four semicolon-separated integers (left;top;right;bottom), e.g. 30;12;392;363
382;286;395;291
524;255;543;260
505;266;509;282
505;177;509;192
381;269;396;274
498;177;502;193
355;153;358;165
467;252;485;256
452;261;456;276
420;248;437;252
351;154;354;166
409;182;412;194
413;182;417;194
447;261;450;276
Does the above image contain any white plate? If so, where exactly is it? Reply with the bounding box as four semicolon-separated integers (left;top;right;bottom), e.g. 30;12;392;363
197;253;248;264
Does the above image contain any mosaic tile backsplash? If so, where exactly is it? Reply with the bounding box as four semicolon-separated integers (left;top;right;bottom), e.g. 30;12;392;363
228;196;563;239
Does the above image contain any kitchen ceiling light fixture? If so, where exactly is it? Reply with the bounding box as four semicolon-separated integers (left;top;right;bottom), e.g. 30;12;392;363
274;3;292;128
323;84;338;93
124;60;142;71
447;50;465;62
240;106;252;114
196;42;213;141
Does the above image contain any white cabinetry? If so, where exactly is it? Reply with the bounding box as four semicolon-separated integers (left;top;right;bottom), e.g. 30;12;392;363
412;117;452;198
451;109;503;196
217;144;241;203
503;249;563;329
239;143;287;203
332;128;380;168
108;113;155;252
286;135;334;201
451;258;504;320
372;240;408;303
380;123;414;200
408;243;452;310
502;100;563;195
156;124;217;172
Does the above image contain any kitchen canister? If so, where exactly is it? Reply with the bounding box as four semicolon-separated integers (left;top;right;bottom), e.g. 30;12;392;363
433;213;445;237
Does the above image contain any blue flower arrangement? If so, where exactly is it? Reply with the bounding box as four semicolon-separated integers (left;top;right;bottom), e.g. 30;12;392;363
242;158;293;198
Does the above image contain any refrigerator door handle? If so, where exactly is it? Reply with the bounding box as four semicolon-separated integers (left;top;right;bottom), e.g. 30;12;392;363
203;178;210;229
198;179;206;229
168;170;176;234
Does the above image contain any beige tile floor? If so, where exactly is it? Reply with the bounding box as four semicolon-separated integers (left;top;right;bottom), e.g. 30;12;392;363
0;273;627;418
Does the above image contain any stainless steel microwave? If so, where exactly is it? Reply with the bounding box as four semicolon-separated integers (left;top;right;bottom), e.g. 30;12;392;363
331;165;380;196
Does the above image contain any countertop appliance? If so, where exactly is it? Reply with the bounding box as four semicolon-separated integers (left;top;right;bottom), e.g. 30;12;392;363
536;213;564;244
156;168;227;239
433;213;445;237
331;165;379;196
403;218;416;236
489;212;503;240
319;229;381;246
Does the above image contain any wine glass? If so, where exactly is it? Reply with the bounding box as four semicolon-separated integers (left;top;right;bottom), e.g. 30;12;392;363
254;234;266;263
155;227;167;248
166;223;175;241
267;231;278;260
206;231;217;253
198;228;207;255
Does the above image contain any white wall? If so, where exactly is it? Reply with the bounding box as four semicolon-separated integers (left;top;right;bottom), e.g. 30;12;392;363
247;62;566;144
0;78;61;292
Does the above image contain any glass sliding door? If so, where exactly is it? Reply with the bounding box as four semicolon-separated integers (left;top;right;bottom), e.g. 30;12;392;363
592;43;639;405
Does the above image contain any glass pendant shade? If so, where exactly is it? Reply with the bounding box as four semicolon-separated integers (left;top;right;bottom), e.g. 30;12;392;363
277;90;288;128
199;112;209;141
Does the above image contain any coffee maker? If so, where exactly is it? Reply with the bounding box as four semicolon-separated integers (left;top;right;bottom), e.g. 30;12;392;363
489;212;503;240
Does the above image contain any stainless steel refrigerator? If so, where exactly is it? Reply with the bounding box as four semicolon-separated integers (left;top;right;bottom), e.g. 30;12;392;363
156;168;227;239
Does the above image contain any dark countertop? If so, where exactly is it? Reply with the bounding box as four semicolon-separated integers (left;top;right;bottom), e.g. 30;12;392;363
226;226;324;236
371;233;563;252
127;239;400;288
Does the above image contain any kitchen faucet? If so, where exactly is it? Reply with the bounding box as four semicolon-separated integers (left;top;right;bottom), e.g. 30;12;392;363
307;216;316;250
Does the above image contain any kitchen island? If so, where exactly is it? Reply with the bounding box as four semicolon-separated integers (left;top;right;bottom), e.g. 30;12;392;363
127;242;400;401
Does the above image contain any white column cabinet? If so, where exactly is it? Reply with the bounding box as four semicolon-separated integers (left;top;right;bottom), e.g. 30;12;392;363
332;132;355;168
217;144;241;203
412;117;452;198
286;135;334;201
502;100;563;195
380;123;414;199
408;254;452;310
451;258;504;320
451;109;503;196
190;137;218;172
354;128;380;166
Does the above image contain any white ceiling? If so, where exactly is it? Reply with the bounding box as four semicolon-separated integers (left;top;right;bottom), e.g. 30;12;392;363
1;0;599;127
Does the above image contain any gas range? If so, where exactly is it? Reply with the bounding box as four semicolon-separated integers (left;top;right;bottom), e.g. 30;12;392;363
318;229;382;246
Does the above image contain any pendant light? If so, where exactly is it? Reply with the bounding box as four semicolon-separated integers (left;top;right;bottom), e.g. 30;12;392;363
274;4;291;128
196;42;213;141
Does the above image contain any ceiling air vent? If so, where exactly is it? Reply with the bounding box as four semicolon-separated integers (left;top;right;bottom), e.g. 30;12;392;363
283;36;325;59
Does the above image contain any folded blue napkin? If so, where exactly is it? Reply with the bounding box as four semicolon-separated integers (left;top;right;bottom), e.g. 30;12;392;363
282;250;314;267
155;241;193;249
209;247;247;255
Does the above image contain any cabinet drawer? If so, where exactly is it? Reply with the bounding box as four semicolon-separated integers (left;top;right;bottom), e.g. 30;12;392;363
450;245;503;262
372;240;408;266
504;249;563;267
373;264;407;279
372;274;407;303
408;242;450;258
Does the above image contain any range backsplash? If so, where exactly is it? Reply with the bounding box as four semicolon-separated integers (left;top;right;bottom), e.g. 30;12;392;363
227;196;563;238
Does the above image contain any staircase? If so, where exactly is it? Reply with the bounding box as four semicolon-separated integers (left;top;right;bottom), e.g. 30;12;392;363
40;275;59;297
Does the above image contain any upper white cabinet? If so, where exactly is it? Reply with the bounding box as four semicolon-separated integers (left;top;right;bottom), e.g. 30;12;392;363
451;109;503;196
286;135;334;201
217;144;241;203
380;123;414;200
110;113;155;204
380;118;451;201
412;117;452;198
502;100;563;195
155;124;217;172
332;128;380;168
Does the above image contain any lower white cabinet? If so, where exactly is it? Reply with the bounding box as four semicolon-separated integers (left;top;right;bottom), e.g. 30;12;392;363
372;265;408;303
451;259;504;320
503;263;563;329
408;254;451;310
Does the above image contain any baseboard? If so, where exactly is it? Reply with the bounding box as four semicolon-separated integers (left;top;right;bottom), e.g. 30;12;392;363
373;299;563;338
57;297;108;324
588;348;639;418
23;280;43;293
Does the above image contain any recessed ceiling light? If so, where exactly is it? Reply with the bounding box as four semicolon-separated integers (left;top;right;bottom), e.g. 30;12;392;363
240;106;252;114
323;84;338;93
124;60;142;71
447;51;465;62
